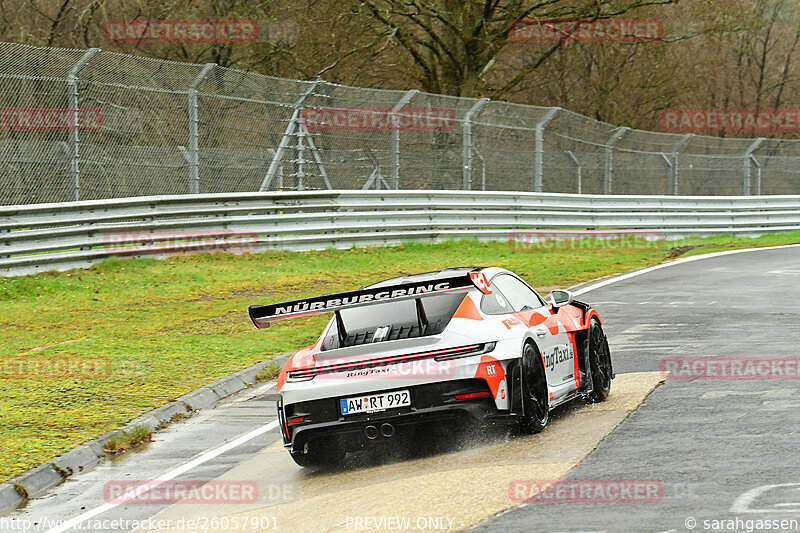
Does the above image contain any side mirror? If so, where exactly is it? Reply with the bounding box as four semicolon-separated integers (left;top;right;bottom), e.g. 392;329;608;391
549;289;574;309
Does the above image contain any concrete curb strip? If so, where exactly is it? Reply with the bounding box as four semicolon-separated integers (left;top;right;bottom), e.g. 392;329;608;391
210;375;248;399
0;485;22;512
123;414;160;433
177;386;222;412
231;364;266;385
147;401;191;424
51;444;105;476
10;464;63;498
0;357;282;514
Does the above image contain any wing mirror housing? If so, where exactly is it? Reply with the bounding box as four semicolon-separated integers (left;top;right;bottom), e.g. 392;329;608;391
549;289;574;309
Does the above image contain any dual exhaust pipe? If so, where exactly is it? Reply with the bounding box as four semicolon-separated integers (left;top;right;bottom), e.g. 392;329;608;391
364;423;394;440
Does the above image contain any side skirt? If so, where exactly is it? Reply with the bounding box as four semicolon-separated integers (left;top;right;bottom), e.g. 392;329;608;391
550;390;581;409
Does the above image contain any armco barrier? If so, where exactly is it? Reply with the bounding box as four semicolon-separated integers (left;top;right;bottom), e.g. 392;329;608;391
1;190;799;277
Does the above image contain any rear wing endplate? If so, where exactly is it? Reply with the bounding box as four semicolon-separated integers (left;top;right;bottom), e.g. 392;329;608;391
249;272;491;329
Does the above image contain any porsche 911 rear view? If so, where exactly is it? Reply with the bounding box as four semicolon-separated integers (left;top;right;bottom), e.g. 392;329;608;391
249;266;613;467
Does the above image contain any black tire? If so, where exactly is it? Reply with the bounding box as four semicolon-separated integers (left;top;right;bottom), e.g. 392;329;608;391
519;342;549;433
289;437;345;468
587;319;612;402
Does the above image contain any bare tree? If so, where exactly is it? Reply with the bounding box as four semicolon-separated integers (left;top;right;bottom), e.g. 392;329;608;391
358;0;677;97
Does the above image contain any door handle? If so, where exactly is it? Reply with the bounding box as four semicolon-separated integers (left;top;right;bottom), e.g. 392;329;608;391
535;328;546;337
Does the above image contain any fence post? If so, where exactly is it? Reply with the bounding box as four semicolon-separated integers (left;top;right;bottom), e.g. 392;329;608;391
474;148;486;191
750;156;762;195
390;90;418;190
260;78;321;191
534;107;559;193
743;137;765;195
669;133;693;195
300;129;332;189
604;127;629;194
67;48;100;202
462;98;489;190
660;152;672;193
296;130;306;190
361;149;388;190
565;150;582;194
188;63;216;194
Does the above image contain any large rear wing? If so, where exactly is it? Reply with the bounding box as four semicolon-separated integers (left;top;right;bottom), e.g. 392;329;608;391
248;271;491;329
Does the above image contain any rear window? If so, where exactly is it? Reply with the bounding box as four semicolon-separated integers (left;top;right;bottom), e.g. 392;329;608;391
321;292;467;350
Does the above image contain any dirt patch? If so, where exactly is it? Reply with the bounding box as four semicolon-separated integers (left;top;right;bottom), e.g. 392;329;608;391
665;245;699;259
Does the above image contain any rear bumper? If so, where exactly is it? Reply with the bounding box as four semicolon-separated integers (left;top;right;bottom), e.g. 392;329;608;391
279;378;505;453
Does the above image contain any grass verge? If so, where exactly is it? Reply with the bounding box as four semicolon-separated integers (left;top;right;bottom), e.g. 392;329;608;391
104;425;153;456
0;231;798;482
257;362;283;382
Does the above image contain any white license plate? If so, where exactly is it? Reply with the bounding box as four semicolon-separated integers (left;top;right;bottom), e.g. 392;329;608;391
340;390;411;415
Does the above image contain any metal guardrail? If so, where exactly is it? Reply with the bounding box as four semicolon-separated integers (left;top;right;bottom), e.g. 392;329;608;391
2;191;799;277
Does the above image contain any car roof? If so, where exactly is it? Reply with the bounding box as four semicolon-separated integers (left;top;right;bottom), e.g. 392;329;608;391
366;266;486;289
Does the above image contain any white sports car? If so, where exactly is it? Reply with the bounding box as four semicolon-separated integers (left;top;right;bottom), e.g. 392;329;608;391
249;267;613;467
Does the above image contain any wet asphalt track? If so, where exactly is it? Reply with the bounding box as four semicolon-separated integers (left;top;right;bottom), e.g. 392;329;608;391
2;244;799;533
475;245;800;532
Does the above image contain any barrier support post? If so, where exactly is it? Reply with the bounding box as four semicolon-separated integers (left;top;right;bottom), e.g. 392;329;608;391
743;138;765;195
604;127;629;195
188;63;216;194
462;98;489;190
67;48;100;202
260;78;321;191
390;89;418;190
534;107;559;193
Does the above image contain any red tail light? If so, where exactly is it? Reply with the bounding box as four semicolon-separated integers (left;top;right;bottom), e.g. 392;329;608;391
287;416;305;424
454;391;491;400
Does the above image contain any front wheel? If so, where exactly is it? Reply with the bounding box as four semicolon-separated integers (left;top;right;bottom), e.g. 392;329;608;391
519;342;549;433
587;319;612;402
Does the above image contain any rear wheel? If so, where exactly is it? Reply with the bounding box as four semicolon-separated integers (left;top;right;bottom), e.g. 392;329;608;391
289;437;345;468
587;319;612;402
519;342;549;433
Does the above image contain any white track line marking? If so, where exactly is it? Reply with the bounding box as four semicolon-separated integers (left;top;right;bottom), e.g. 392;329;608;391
573;243;800;296
45;420;279;533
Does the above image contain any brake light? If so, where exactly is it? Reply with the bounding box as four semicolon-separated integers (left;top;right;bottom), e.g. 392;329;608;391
454;391;491;400
287;416;305;424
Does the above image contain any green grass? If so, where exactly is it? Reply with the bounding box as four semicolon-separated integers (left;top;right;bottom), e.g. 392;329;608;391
257;362;284;382
104;425;153;456
0;231;799;483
